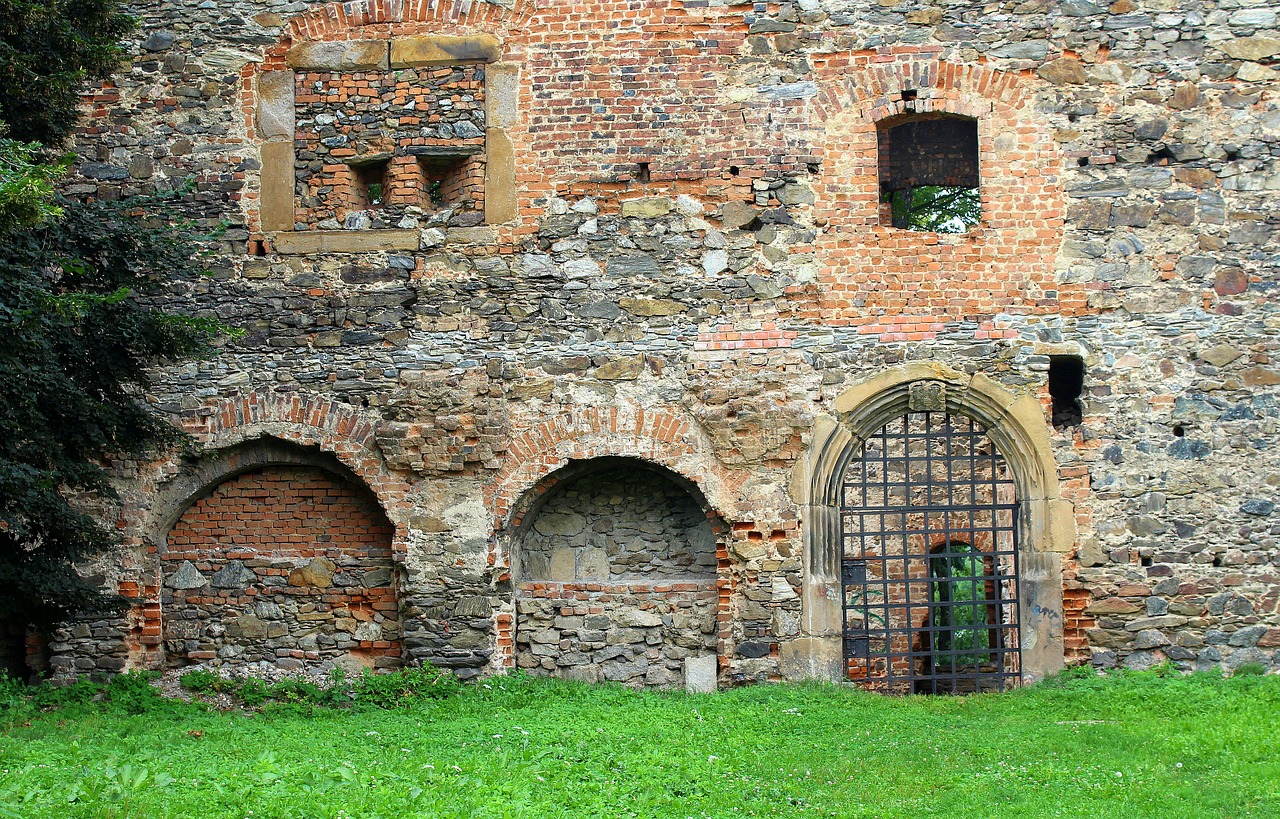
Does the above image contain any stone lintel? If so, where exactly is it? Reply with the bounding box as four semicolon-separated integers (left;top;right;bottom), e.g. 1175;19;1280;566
286;40;390;71
390;34;502;68
271;229;420;254
405;144;484;157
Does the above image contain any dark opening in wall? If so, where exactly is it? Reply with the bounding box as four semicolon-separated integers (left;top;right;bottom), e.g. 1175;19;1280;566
878;114;980;233
348;155;391;209
636;161;651;183
407;145;485;213
1048;355;1085;428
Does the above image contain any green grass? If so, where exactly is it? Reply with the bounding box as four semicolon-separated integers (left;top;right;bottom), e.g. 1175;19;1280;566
1;668;1278;818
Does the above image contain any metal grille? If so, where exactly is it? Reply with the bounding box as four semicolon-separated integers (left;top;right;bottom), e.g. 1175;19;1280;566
841;411;1021;694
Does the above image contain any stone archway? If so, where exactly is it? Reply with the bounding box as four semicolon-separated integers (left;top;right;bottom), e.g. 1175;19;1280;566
159;440;401;673
788;362;1075;686
509;457;723;690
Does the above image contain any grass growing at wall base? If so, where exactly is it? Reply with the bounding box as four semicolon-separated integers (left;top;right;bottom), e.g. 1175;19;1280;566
1;667;1277;818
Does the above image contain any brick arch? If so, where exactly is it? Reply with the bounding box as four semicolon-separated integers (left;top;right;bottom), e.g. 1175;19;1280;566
799;50;1082;340
485;406;743;542
104;394;411;671
280;0;539;43
178;393;410;521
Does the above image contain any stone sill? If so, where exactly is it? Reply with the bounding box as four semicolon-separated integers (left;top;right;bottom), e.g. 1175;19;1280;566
269;226;505;254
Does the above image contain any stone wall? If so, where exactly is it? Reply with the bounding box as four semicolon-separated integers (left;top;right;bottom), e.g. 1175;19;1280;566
36;0;1280;687
161;465;400;672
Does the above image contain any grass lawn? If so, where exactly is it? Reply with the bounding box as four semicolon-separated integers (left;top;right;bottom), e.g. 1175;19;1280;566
1;668;1277;818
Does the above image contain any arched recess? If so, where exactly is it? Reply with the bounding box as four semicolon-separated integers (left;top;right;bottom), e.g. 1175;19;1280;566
156;437;401;673
503;456;728;691
789;362;1075;686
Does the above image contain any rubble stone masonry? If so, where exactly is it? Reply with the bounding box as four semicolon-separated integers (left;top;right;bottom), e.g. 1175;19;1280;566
34;0;1280;689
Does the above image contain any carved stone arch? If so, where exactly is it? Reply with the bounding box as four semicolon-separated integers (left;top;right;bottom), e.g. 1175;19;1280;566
789;362;1075;685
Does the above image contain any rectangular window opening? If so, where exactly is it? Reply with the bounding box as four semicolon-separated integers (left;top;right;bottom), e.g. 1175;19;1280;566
1049;355;1085;428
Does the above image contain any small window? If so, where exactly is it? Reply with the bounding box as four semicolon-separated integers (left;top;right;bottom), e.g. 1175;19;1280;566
407;146;485;213
347;155;392;209
1048;355;1085;428
878;114;980;233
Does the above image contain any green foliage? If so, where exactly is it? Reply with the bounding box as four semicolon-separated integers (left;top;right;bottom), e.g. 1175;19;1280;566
1;671;1277;817
883;185;982;233
1232;662;1266;677
0;0;135;144
0;191;226;627
175;665;462;710
0;140;69;227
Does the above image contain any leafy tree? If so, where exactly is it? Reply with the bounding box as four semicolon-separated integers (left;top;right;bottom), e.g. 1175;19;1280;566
883;185;982;234
0;2;225;630
0;0;134;145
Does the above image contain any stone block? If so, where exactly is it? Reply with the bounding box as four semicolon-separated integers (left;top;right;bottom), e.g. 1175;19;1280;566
259;141;294;233
622;197;673;218
390;35;502;68
549;548;576;581
256;71;294;140
686;652;716;691
286;40;389;71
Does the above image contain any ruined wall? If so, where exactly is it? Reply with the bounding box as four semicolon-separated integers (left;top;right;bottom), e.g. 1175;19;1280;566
39;0;1280;686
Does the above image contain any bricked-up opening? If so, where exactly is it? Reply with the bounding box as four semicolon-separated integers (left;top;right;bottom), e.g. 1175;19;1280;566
878;115;981;233
1049;356;1085;428
514;458;720;688
161;465;400;673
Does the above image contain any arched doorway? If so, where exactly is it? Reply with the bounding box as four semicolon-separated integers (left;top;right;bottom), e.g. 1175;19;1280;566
161;461;400;673
795;364;1072;688
510;457;723;689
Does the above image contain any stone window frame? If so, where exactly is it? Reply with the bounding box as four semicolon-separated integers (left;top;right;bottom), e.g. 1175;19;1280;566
257;34;518;255
785;362;1076;686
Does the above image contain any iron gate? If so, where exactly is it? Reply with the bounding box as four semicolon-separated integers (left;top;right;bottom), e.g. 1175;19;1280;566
841;411;1021;694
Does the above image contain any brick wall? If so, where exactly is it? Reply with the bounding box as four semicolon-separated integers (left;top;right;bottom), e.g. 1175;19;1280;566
161;465;400;672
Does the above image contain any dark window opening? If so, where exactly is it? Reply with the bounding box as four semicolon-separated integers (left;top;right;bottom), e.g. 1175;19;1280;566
412;149;485;213
878;115;980;233
1049;355;1084;428
636;161;651;183
348;155;391;209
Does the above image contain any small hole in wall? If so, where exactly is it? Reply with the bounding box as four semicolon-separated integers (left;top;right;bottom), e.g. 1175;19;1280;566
1212;555;1223;567
807;162;820;175
1049;355;1085;428
636;162;651;183
729;165;740;176
1172;425;1185;438
1141;556;1153;567
1148;147;1175;165
901;88;917;103
1077;156;1090;167
349;157;391;209
247;239;268;257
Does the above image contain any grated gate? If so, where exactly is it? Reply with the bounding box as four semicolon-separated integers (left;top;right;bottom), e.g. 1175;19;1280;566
841;411;1021;694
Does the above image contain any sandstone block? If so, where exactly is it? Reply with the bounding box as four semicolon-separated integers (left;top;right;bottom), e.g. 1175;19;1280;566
286;40;389;71
391;35;502;68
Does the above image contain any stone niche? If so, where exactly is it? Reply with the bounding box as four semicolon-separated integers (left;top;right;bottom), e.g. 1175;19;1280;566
514;461;719;689
161;465;401;673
